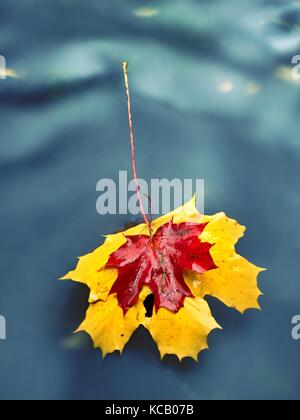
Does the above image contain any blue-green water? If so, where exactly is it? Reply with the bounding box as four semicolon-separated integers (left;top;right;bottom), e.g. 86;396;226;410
0;0;300;400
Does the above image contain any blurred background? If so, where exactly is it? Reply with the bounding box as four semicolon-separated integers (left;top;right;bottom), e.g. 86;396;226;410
0;0;300;400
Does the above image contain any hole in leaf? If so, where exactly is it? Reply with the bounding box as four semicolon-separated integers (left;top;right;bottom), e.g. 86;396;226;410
144;294;155;318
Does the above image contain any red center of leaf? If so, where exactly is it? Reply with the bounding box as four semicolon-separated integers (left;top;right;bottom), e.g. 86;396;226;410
106;221;217;314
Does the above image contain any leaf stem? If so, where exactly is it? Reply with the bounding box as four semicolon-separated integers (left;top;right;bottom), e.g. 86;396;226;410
122;61;152;236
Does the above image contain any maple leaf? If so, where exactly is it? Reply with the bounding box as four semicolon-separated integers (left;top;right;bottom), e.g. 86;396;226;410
107;221;217;314
62;197;265;361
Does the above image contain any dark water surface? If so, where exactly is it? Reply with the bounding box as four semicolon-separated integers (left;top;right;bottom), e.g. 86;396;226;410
0;0;300;400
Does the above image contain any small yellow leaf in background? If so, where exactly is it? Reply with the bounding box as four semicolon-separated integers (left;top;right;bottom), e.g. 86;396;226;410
133;8;159;18
3;68;21;79
245;82;262;96
275;66;300;86
218;81;234;93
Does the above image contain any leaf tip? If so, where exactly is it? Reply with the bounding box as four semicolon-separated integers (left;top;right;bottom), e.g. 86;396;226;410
59;272;71;281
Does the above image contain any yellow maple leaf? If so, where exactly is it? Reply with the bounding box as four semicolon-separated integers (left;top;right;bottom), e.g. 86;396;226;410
61;197;264;361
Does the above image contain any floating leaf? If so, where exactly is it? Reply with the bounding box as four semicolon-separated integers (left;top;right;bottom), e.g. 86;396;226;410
107;220;217;314
62;197;264;361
